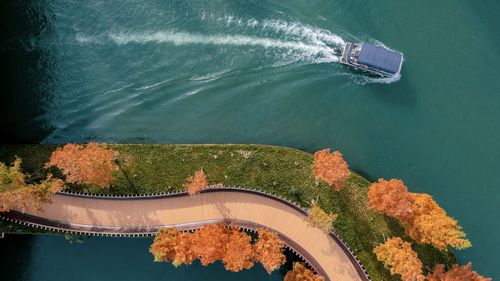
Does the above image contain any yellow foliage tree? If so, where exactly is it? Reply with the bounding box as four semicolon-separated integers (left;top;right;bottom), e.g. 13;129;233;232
0;158;27;212
307;201;337;233
0;158;65;213
373;237;424;281
367;177;471;250
403;194;471;250
0;157;25;192
27;175;66;213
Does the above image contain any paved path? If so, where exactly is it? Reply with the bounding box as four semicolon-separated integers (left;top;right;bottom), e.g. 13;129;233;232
1;189;368;281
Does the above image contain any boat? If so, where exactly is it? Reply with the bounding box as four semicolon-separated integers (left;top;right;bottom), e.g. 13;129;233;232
335;42;403;77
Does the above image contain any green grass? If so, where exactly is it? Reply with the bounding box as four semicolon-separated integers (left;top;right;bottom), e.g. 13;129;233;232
0;144;456;281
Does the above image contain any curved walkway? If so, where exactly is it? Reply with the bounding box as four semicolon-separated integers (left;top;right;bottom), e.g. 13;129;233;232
1;188;369;281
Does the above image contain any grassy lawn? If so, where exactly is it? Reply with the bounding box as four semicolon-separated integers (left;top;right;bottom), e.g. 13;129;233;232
0;144;456;281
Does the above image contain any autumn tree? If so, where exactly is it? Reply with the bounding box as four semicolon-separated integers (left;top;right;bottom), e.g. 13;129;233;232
45;142;117;188
150;228;180;263
26;175;65;213
368;177;471;250
172;232;197;266
373;237;424;281
184;170;208;196
0;158;65;213
149;228;197;267
284;262;324;281
426;263;492;281
221;226;255;272
0;157;25;193
0;190;19;212
0;157;26;212
192;222;229;265
313;149;350;191
368;178;415;220
307;200;337;233
254;227;286;273
150;223;288;274
0;177;65;213
403;194;471;250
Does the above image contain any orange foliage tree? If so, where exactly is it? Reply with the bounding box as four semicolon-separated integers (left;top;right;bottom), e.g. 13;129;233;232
152;223;234;269
427;263;492;281
284;262;324;281
172;232;197;267
368;179;415;220
45;142;117;188
149;228;197;267
184;170;208;196
254;227;286;273
403;194;471;250
150;228;180;263
151;223;288;274
192;222;230;265
307;201;337;233
0;158;65;213
373;237;424;281
313;149;350;191
222;226;255;272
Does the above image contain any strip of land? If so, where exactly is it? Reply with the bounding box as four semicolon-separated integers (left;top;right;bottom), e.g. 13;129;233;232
0;144;455;281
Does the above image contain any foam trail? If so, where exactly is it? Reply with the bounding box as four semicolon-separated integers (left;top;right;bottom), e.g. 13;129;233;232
108;31;338;62
135;78;173;91
76;33;98;44
261;19;345;46
202;14;345;47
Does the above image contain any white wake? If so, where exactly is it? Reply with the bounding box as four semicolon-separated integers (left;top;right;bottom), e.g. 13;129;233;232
107;31;339;63
76;16;347;64
203;14;345;47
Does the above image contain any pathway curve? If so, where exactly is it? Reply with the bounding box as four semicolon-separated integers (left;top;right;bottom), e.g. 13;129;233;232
1;188;369;281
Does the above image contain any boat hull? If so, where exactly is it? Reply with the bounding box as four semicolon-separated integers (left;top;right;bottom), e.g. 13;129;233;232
340;42;403;78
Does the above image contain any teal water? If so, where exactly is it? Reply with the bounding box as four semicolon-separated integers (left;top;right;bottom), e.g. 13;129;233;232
1;0;499;279
0;236;282;281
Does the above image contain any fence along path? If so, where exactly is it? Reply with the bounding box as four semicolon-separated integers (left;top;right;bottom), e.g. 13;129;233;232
1;188;369;281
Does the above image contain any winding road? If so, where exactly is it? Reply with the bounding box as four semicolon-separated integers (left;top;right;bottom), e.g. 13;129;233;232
1;188;369;281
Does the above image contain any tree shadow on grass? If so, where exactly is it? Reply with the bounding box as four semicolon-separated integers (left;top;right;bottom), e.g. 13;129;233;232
382;216;406;238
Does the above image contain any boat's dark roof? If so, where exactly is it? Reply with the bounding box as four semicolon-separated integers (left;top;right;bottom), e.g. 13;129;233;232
358;44;402;74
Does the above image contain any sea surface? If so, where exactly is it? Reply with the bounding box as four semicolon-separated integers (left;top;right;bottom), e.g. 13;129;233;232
1;0;499;280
